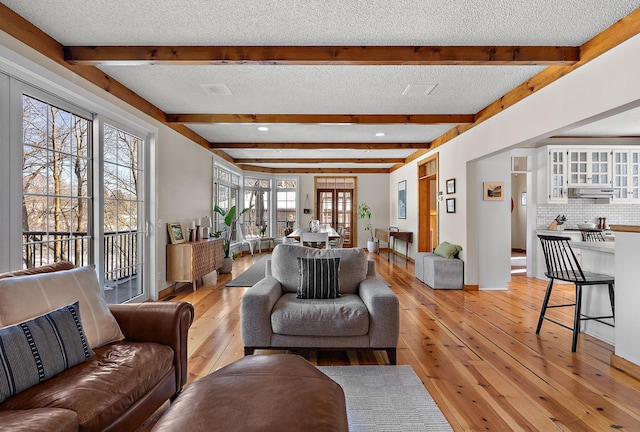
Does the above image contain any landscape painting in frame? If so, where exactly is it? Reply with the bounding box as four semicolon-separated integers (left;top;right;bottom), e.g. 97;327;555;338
483;182;504;201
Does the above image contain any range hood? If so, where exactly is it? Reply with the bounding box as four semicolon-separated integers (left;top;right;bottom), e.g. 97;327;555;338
567;187;614;203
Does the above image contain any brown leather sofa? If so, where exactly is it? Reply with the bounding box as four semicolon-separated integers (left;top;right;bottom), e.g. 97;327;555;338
0;262;194;432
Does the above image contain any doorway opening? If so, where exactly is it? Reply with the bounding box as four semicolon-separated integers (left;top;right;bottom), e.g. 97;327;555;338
315;177;356;248
418;155;438;252
511;157;528;275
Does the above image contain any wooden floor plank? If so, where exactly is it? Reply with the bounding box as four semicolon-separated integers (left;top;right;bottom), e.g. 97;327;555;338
162;251;640;431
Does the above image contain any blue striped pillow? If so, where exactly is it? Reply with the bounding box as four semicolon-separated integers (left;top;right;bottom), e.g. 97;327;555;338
297;257;341;299
0;301;94;403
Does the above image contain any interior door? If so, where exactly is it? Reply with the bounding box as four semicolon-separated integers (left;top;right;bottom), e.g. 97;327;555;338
317;189;353;247
418;156;438;252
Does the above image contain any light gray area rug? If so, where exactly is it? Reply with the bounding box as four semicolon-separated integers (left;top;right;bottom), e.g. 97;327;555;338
317;365;452;432
225;254;271;287
225;254;392;287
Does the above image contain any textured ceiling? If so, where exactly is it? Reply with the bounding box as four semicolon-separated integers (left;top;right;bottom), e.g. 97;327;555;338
2;0;639;170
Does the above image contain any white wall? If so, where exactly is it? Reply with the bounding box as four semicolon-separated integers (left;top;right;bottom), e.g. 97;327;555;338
475;153;511;290
155;132;214;294
389;163;419;257
398;34;640;289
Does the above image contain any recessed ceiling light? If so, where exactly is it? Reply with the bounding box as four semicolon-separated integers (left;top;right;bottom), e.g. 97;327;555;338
375;132;386;137
402;84;437;96
258;126;269;132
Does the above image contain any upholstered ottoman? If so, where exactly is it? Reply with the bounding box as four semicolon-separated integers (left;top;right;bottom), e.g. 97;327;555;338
152;354;348;432
416;252;464;289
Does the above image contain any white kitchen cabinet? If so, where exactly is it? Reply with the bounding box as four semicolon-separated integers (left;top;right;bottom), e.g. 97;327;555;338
547;148;567;203
612;149;640;203
567;149;611;187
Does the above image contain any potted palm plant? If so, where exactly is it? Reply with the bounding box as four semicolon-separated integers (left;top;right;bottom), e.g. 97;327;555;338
357;202;378;253
212;204;253;273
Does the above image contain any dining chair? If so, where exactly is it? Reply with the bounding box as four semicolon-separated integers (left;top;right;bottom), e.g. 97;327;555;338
329;226;345;248
301;231;329;249
579;228;605;242
536;234;614;352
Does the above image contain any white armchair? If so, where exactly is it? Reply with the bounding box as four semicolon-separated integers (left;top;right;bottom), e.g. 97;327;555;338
238;222;260;256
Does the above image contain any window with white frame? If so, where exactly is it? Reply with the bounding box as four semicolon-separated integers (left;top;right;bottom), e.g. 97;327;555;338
213;164;240;240
276;179;297;237
22;94;92;269
244;177;271;236
2;73;152;303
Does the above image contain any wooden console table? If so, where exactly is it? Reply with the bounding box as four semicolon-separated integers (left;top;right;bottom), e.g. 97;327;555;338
374;229;413;262
167;238;224;291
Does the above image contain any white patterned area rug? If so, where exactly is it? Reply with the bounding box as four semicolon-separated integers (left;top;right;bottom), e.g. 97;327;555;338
317;365;452;432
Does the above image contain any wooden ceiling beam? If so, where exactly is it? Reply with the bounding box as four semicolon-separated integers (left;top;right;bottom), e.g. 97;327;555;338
234;158;405;164
241;165;389;174
64;45;580;66
212;142;429;150
170;114;473;124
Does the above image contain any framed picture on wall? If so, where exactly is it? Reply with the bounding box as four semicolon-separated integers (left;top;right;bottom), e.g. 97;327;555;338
446;198;456;213
483;182;504;201
446;178;456;194
398;180;407;219
167;222;185;244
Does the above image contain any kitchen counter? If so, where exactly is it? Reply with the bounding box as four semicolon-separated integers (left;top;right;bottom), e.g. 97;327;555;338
611;225;640;372
569;241;615;253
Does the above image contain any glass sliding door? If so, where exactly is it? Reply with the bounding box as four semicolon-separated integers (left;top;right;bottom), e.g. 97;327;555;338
102;123;145;303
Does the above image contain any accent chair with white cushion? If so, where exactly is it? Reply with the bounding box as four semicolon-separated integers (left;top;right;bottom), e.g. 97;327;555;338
241;244;399;364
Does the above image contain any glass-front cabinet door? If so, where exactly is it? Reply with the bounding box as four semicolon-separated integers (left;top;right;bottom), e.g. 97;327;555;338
613;149;640;203
548;149;566;203
568;149;610;186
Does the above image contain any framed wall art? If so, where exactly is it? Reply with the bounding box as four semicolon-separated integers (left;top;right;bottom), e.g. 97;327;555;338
483;182;504;201
446;178;456;194
167;222;185;244
398;180;407;219
446;198;456;213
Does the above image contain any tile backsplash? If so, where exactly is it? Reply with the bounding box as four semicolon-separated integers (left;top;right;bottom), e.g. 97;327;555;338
536;200;640;229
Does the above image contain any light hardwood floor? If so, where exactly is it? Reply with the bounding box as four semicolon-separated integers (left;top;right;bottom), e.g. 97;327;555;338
164;251;640;431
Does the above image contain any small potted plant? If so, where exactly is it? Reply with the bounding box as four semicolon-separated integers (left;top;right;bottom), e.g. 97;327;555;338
357;202;378;253
212;204;253;273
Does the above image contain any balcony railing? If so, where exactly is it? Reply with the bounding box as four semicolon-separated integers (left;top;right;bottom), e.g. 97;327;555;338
22;230;138;282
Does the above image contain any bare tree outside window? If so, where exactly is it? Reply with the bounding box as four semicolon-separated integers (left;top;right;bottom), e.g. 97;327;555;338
22;95;90;268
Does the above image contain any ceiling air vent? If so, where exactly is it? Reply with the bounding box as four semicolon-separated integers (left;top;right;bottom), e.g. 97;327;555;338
200;83;233;96
402;84;437;96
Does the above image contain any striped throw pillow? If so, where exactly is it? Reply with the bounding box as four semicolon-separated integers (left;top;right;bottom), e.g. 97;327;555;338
0;301;94;403
297;257;341;299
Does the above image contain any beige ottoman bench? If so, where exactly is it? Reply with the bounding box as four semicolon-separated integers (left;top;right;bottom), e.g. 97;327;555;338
152;354;348;432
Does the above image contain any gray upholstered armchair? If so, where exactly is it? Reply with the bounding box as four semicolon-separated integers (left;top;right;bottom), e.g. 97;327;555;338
242;244;399;364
